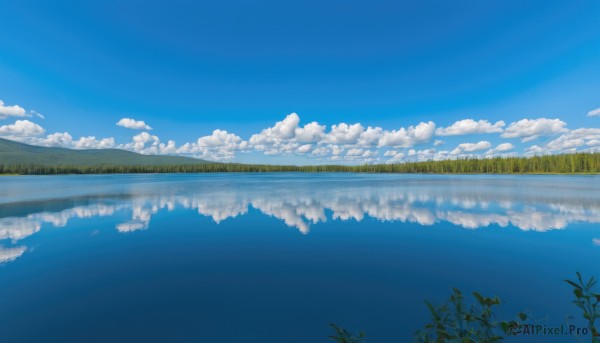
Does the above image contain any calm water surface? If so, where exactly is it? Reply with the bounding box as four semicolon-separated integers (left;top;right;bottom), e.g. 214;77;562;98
0;173;599;342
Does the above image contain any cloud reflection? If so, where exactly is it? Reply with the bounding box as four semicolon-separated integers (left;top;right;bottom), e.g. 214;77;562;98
0;245;27;263
1;176;599;263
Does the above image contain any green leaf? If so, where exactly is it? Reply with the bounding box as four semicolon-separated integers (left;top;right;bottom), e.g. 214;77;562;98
565;279;583;291
435;329;451;339
587;276;597;290
472;292;485;305
425;301;438;318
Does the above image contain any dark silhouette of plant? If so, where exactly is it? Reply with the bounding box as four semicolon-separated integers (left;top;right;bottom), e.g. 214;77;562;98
328;323;367;343
564;272;600;342
330;272;599;342
414;288;527;342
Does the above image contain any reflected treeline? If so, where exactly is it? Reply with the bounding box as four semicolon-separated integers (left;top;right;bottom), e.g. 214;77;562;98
1;175;599;263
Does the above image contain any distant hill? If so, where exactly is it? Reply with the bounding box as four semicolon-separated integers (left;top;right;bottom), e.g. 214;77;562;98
0;137;210;166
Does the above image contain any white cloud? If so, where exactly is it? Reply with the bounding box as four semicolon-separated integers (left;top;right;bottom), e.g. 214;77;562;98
3;109;598;165
378;121;435;147
121;131;160;153
72;136;116;149
411;121;437;143
384;151;405;163
486;143;514;155
524;128;600;155
208;114;433;162
357;126;384;146
0;120;45;137
377;128;412;147
31;110;45;119
41;132;74;147
346;148;364;156
176;129;248;161
524;144;546;155
295;121;326;143
249;113;300;147
297;144;312;153
197;129;245;148
450;141;492;155
0;100;28;119
501;118;567;142
436;119;505;136
587;108;600;117
116;118;153;130
494;143;514;151
325;123;365;144
15;131;117;150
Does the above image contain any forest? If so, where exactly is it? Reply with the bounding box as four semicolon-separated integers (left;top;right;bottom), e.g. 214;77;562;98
1;152;598;175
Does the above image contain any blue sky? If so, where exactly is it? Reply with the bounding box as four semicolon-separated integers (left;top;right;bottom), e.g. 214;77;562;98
0;0;599;164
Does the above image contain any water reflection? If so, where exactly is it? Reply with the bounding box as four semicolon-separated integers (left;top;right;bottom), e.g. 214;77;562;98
1;175;599;263
0;245;26;263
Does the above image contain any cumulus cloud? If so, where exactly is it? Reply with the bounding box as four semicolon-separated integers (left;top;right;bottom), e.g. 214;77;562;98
378;121;435;147
450;141;492;155
297;144;312;153
295;121;326;143
501;118;567;142
119;132;181;156
357;126;383;146
72;136;116;149
116;118;153;130
0;120;45;137
435;119;505;136
3;108;599;165
0;100;28;119
588;108;600;117
176;129;248;161
249;113;300;147
15;131;116;150
246;114;433;161
525;128;600;155
346;148;364;156
325;123;365;144
486;143;514;155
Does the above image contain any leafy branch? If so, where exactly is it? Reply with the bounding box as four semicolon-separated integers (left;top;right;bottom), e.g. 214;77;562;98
328;323;367;343
565;272;600;342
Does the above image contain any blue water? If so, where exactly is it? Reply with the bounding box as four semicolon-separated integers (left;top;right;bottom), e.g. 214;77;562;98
0;173;598;342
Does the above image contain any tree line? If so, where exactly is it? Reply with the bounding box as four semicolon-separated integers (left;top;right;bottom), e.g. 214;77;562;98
0;152;598;175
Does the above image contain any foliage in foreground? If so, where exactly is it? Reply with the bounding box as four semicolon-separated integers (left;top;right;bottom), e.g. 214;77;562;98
329;272;599;342
1;152;599;175
414;289;527;342
565;272;600;340
328;324;367;343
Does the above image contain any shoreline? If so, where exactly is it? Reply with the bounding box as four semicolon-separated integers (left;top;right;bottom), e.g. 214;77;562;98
1;171;598;176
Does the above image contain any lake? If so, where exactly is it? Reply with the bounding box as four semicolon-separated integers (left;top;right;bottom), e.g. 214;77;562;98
0;173;598;342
